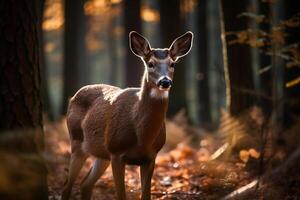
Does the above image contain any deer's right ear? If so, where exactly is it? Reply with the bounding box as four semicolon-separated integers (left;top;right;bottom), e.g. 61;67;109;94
129;31;151;58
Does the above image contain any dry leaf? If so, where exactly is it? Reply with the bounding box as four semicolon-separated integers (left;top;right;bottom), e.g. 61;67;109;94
248;148;260;159
240;150;250;163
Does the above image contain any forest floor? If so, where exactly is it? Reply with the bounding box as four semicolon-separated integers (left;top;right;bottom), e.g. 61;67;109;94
46;109;300;200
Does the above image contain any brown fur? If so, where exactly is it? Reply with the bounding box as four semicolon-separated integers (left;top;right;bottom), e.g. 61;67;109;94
62;31;193;200
67;72;167;163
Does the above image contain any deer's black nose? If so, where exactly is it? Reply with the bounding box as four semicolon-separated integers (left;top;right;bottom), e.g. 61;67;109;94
158;77;173;89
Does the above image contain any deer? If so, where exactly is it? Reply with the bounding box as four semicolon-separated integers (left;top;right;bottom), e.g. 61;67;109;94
61;31;193;200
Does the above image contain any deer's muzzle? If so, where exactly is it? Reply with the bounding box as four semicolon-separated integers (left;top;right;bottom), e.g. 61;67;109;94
157;77;173;90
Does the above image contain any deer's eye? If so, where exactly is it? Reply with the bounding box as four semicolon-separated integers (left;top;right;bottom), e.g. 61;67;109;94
148;63;154;68
170;63;175;68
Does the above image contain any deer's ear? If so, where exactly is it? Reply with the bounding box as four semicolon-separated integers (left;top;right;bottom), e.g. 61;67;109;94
169;31;193;60
129;31;151;57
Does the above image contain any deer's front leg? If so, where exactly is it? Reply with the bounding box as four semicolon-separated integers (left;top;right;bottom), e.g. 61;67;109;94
140;158;155;200
111;155;126;200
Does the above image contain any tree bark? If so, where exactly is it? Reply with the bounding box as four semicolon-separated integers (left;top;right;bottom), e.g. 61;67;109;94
256;2;273;117
159;0;186;116
222;0;255;115
0;0;48;199
38;0;54;120
108;3;118;85
197;0;212;125
0;1;43;131
62;0;88;114
124;0;142;87
283;0;300;125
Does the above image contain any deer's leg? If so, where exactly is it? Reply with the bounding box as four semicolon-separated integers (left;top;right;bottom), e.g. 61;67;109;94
140;158;155;200
111;155;126;200
81;158;110;200
62;149;87;200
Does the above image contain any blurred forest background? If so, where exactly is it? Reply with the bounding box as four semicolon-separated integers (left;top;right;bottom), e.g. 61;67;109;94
1;0;300;199
41;0;300;130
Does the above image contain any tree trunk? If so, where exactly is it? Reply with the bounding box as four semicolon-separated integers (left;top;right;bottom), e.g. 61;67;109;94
0;0;48;199
270;0;285;127
124;0;142;87
108;4;118;85
159;0;186;116
206;0;227;126
38;0;54;120
222;0;255;115
283;0;300;125
62;0;88;114
197;0;211;125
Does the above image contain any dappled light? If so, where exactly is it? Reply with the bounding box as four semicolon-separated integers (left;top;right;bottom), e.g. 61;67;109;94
45;117;254;200
43;0;64;31
141;6;160;23
1;0;300;199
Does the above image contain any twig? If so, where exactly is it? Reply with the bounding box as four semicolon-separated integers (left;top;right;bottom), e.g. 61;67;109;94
222;180;258;200
152;191;201;199
210;142;229;160
256;118;269;191
231;86;272;100
258;65;271;74
281;41;300;52
222;146;300;200
219;0;231;109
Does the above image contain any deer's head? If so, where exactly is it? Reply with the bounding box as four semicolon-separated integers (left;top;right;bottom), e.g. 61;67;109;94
129;31;193;91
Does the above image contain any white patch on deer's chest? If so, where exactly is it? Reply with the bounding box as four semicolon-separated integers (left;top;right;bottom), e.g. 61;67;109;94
150;88;169;99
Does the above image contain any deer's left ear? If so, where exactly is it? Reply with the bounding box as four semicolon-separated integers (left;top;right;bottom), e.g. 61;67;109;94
129;31;151;58
169;31;193;60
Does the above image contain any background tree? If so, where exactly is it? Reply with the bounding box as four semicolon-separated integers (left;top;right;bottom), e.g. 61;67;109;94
124;0;142;87
62;0;88;114
159;0;186;116
107;2;119;85
197;0;212;125
270;0;285;127
283;0;300;124
222;0;255;115
38;0;54;120
0;0;48;199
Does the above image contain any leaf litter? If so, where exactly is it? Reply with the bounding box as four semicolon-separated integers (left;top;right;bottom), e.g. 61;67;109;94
45;117;253;200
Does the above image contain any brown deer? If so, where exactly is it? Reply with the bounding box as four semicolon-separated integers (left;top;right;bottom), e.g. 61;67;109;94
62;31;193;200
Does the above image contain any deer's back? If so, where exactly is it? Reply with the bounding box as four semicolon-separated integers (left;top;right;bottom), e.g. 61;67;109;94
66;84;121;142
67;84;141;159
82;86;140;158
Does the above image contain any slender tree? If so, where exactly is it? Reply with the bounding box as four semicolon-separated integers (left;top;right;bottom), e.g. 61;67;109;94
222;0;255;115
197;0;211;124
283;0;300;124
0;0;48;199
124;0;142;87
107;3;119;85
255;1;273;117
205;0;227;125
270;0;285;126
38;0;54;120
62;0;88;114
159;0;186;116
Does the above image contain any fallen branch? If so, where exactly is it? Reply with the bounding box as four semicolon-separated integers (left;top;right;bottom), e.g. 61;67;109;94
222;180;258;200
222;146;300;199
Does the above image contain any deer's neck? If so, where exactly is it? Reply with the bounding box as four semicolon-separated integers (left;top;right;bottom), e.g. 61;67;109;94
135;72;169;148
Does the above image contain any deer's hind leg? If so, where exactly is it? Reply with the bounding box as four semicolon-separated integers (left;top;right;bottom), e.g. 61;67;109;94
62;142;87;200
81;158;110;200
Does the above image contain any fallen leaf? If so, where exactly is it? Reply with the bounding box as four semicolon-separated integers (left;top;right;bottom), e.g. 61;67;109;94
240;150;250;163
